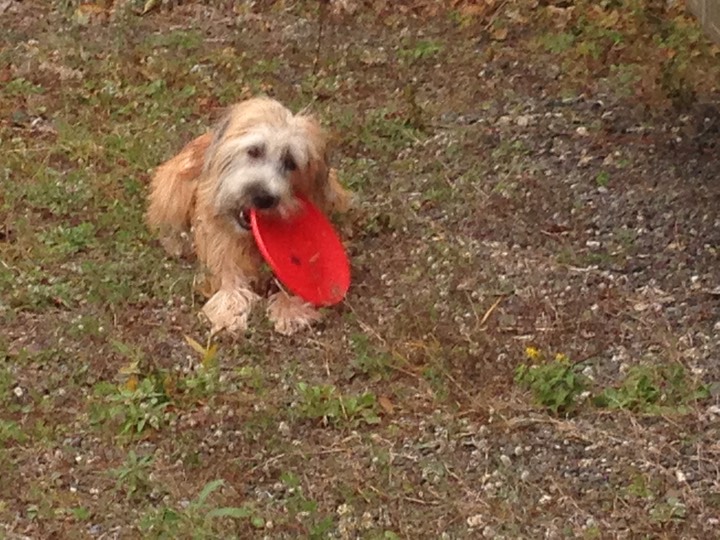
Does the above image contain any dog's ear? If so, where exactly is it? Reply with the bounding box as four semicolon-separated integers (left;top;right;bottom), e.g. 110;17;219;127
295;113;328;163
296;114;351;215
202;110;233;173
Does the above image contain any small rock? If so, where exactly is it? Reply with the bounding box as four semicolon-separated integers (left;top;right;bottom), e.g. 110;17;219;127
516;115;532;127
576;126;589;136
466;514;484;528
676;470;687;483
499;454;512;467
13;386;23;398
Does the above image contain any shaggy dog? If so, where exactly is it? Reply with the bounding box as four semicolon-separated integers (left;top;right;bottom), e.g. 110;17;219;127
146;97;351;336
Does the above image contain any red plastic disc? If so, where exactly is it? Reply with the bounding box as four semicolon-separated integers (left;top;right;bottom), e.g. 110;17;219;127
250;197;350;306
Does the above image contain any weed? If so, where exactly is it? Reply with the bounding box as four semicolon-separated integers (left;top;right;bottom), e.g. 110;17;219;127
594;364;709;414
515;348;589;415
0;366;13;403
399;39;443;63
349;334;392;381
649;494;687;523
278;471;335;537
182;336;223;398
595;170;610;187
70;506;92;521
139;479;261;537
540;32;575;54
422;365;450;401
4;77;44;96
111;450;155;501
293;383;380;427
39;223;97;257
90;377;172;438
0;420;25;444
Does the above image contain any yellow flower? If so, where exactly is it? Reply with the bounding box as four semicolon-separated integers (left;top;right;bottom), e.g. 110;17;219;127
554;353;569;363
525;346;541;361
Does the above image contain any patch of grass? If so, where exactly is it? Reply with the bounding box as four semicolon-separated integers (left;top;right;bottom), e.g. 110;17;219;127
139;479;262;537
357;107;424;155
515;348;589;416
4;77;44;96
534;0;719;108
278;471;335;537
594;363;709;414
90;376;173;439
595;170;610;187
181;336;223;398
292;383;381;428
399;39;444;63
539;32;576;54
348;334;393;382
0;420;25;444
111;450;155;501
39;222;97;257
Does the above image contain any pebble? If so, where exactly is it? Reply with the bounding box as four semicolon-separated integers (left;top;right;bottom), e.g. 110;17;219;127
516;115;532;127
467;514;484;528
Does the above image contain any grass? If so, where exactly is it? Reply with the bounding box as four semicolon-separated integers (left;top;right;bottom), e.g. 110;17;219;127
1;1;719;538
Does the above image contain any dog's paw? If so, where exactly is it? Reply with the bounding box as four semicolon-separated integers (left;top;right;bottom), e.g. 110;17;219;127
201;287;259;336
267;292;322;336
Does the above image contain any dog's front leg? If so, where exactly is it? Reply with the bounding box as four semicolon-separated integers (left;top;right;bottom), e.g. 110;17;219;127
195;219;262;337
202;284;259;336
266;291;322;336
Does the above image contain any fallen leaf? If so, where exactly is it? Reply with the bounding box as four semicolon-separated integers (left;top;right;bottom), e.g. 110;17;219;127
491;27;508;41
184;334;207;356
124;375;138;392
142;0;159;15
74;3;108;25
378;395;395;415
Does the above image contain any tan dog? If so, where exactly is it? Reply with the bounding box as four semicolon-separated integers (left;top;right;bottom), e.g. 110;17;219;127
146;97;351;336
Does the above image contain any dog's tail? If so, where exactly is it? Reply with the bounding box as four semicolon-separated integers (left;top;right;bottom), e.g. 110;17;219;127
146;132;212;246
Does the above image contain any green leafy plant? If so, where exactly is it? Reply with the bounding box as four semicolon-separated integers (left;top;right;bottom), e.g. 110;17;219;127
181;335;222;397
0;420;25;444
400;39;443;62
278;471;335;537
294;383;380;427
111;450;155;501
90;376;172;438
515;348;589;415
139;479;262;537
349;335;392;381
594;364;709;414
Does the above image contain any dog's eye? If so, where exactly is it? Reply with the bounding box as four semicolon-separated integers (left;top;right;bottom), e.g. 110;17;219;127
283;155;297;172
247;145;264;159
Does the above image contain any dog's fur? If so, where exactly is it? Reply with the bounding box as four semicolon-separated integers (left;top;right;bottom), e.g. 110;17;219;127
146;97;351;336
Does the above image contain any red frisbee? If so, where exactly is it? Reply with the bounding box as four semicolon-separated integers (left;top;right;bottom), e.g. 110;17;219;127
250;197;350;306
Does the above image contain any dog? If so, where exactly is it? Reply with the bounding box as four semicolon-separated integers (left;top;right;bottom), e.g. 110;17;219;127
146;96;351;336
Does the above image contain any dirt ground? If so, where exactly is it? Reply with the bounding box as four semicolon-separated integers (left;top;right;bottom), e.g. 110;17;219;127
1;1;719;538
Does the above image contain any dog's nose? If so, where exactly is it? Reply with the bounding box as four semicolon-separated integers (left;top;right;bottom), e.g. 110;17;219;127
252;192;280;210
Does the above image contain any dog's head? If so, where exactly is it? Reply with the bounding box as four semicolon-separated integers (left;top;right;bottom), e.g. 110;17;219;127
202;97;328;231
